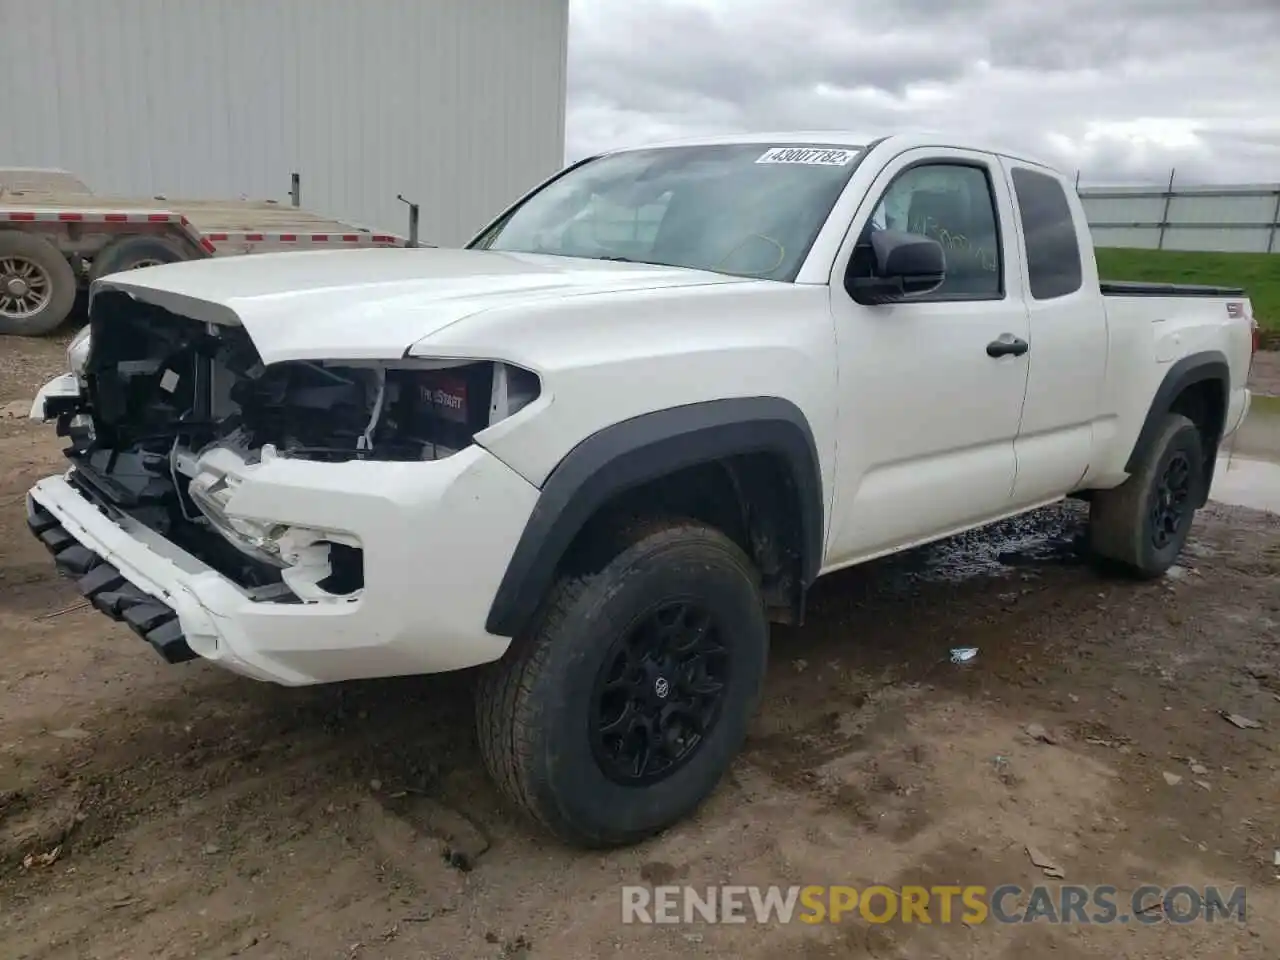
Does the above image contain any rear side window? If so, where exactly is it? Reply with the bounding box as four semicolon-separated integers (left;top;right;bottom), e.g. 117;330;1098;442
1011;167;1082;300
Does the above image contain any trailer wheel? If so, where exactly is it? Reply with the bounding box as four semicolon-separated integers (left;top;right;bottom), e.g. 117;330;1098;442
89;235;188;284
0;232;78;336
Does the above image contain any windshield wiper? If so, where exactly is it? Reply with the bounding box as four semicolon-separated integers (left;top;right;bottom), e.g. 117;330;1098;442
598;255;672;267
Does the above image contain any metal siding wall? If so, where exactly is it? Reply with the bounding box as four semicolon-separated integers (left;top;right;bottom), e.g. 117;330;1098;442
1170;194;1274;225
1080;183;1280;254
1090;226;1159;249
1162;227;1270;254
1080;195;1166;223
0;0;569;245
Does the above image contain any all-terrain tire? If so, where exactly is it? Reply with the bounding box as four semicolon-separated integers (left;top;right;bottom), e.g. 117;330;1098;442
1089;413;1205;578
89;235;188;284
475;520;769;848
0;232;77;336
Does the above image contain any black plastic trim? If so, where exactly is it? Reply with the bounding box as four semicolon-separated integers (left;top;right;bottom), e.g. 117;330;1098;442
1102;281;1246;298
25;496;197;664
484;397;824;638
1125;351;1230;505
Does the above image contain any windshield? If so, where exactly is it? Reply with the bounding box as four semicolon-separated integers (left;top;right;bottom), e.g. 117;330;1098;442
469;142;865;281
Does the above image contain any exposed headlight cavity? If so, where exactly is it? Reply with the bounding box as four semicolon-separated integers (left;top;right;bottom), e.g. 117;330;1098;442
276;358;542;462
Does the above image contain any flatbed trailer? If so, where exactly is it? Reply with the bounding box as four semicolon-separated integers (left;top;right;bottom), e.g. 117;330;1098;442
0;168;404;336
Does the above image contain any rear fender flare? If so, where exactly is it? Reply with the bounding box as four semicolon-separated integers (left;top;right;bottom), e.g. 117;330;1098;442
484;397;824;638
1124;350;1229;504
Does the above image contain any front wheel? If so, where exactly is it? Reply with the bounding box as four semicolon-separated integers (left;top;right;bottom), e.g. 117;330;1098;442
475;520;769;848
1088;413;1205;578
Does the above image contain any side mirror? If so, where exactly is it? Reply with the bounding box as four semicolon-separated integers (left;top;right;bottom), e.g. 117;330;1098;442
846;229;946;304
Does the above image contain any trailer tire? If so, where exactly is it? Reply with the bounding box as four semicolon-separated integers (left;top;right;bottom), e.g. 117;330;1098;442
89;235;188;284
0;232;78;336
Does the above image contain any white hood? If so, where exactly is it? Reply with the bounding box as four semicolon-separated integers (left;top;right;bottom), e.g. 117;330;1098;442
94;247;750;364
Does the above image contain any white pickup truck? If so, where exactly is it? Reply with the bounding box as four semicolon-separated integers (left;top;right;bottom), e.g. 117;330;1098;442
27;132;1258;848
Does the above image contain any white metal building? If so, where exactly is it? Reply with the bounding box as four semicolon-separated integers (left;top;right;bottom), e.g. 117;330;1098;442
0;0;570;246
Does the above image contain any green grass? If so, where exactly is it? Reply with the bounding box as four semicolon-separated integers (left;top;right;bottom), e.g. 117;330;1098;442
1094;247;1279;332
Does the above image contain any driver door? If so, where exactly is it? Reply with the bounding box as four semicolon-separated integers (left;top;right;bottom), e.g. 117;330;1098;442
823;148;1032;567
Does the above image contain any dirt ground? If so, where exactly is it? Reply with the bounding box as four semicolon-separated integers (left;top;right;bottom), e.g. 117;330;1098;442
2;331;1279;959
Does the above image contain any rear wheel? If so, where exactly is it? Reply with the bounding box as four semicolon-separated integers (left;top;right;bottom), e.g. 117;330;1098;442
89;235;188;284
1089;413;1204;578
475;520;769;848
0;232;77;336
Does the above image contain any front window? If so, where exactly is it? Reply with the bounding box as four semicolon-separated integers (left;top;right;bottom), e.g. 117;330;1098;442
855;162;1003;300
470;143;865;281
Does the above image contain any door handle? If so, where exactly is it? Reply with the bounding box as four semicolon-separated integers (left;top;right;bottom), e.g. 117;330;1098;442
987;335;1029;358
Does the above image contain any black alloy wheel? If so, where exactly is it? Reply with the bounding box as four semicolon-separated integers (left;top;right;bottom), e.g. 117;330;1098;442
1150;450;1193;550
590;600;730;785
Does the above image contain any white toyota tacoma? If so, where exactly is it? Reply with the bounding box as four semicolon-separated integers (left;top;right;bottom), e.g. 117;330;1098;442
27;133;1258;847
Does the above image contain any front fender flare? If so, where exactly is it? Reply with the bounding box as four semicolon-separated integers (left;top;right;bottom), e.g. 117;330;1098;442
484;397;824;638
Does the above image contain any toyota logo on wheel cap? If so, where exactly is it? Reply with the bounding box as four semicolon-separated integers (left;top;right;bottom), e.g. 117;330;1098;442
654;677;670;699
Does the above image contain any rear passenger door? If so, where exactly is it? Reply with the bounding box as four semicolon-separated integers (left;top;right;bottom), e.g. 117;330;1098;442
999;160;1107;506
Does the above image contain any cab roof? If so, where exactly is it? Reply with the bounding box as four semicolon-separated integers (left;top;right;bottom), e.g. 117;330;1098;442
607;130;1059;175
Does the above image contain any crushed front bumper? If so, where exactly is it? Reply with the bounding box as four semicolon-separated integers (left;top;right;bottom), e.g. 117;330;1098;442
26;444;540;686
28;495;198;664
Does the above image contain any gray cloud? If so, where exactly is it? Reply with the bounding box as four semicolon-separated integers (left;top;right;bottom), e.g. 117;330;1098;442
566;0;1280;184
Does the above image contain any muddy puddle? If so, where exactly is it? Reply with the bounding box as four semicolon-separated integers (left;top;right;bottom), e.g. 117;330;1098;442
1212;455;1280;512
879;506;1088;587
1212;398;1280;513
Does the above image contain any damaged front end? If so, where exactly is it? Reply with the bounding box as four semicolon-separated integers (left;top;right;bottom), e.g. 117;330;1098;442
44;289;540;603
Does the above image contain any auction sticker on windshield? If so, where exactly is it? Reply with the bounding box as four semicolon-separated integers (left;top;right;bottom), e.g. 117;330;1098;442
756;146;858;165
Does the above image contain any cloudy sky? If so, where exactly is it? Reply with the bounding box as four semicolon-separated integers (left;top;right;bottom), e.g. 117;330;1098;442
565;0;1280;185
